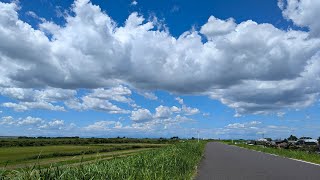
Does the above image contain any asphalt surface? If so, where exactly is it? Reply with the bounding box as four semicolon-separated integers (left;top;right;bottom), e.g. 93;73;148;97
196;142;320;180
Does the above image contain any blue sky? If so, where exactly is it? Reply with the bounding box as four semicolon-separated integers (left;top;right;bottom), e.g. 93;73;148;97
0;0;320;139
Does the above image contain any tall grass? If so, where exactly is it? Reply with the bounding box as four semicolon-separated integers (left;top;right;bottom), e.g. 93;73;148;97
1;142;206;180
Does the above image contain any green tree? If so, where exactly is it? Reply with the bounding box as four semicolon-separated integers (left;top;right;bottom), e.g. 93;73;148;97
288;135;298;141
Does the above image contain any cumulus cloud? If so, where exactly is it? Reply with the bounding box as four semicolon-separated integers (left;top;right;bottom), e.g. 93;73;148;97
84;120;122;131
17;116;44;126
2;101;65;112
0;116;15;125
0;0;319;116
154;105;172;119
130;108;153;122
200;16;236;38
65;85;131;114
0;88;76;102
0;85;131;113
0;116;68;131
182;105;200;115
174;97;200;115
131;101;198;124
39;120;65;130
89;85;132;103
279;0;320;37
0;87;75;111
65;96;129;114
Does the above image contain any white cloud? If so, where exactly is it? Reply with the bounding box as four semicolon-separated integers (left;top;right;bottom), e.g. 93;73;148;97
0;116;68;131
65;85;131;114
0;0;319;116
17;116;44;126
26;11;45;22
2;101;65;112
89;85;132;103
66;95;129;114
131;103;198;124
182;105;200;115
137;91;158;100
0;116;15;125
0;87;75;111
175;97;184;105
226;123;245;129
131;1;138;6
84;120;122;131
39;120;65;130
279;0;320;37
0;88;76;102
200;16;236;38
174;97;200;115
226;121;262;129
154;105;172;119
218;120;296;139
130;108;152;122
170;106;181;113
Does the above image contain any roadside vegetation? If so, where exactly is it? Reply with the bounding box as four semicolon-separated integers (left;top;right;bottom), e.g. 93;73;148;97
0;144;166;169
223;140;320;165
0;137;173;147
0;141;206;180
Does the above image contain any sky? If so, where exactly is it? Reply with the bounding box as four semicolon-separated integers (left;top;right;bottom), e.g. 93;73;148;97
0;0;320;139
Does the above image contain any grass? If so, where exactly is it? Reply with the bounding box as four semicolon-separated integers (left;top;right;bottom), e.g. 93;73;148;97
0;138;174;147
3;148;155;170
0;141;206;180
0;144;166;168
224;141;320;165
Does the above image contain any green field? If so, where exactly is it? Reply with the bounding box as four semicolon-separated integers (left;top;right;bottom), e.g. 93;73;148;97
0;141;206;180
0;143;167;169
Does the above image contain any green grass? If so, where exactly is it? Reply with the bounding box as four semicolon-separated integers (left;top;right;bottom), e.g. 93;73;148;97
0;138;174;147
3;148;156;170
0;141;206;180
0;144;166;168
224;142;320;165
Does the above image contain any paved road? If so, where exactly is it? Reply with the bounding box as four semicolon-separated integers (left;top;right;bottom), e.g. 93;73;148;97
196;142;320;180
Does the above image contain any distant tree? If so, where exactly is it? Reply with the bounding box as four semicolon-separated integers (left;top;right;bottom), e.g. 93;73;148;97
191;137;195;140
288;135;298;141
318;137;320;144
170;136;179;140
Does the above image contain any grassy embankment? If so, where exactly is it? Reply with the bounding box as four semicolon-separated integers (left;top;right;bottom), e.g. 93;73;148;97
223;141;320;165
0;144;166;169
0;141;207;180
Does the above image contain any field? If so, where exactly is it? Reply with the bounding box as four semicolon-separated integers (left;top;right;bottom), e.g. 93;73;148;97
223;141;320;165
0;138;173;170
0;140;206;179
0;144;166;169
